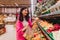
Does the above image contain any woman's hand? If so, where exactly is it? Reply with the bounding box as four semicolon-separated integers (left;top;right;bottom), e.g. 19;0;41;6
32;17;39;24
22;25;28;32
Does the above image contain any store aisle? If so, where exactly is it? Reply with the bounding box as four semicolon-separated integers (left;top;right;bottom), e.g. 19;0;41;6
0;24;16;40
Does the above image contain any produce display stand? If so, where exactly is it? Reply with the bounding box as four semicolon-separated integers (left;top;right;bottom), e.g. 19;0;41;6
37;7;60;40
37;2;60;40
36;22;54;40
0;24;6;35
34;0;60;40
0;14;6;35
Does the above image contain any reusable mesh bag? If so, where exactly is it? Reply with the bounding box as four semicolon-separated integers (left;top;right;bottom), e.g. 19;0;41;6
23;26;34;40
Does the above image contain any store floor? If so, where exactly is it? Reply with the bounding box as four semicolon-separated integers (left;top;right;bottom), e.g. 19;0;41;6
0;24;16;40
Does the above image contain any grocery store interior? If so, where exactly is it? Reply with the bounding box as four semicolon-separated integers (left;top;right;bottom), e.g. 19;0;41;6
0;0;60;40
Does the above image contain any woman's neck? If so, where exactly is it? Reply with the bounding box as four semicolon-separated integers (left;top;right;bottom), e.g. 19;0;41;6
23;16;25;18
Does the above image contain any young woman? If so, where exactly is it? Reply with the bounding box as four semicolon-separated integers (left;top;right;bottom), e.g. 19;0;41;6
16;7;32;40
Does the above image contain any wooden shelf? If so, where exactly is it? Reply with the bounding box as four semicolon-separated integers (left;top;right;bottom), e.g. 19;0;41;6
0;0;30;7
0;5;30;8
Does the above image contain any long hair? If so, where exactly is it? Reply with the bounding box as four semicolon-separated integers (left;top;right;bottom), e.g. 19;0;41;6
19;7;29;22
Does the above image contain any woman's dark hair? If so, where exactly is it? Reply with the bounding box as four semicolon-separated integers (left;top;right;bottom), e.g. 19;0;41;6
19;7;29;22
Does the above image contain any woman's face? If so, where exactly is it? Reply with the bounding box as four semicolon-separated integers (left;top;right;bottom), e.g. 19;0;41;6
22;9;28;16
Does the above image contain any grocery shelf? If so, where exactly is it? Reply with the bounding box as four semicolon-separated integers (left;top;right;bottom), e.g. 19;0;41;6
42;1;58;14
39;10;60;18
0;5;30;8
36;22;54;40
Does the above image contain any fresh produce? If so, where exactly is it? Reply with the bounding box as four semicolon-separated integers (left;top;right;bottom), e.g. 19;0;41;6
32;22;47;40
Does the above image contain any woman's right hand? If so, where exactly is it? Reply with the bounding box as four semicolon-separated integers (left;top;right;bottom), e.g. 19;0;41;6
22;25;28;32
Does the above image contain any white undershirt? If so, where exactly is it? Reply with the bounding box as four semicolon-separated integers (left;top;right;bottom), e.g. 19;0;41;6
22;18;28;27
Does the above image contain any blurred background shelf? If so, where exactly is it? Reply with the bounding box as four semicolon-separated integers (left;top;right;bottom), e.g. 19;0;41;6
39;10;60;19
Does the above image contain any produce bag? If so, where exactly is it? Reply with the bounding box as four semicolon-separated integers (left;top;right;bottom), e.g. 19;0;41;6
23;26;34;40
